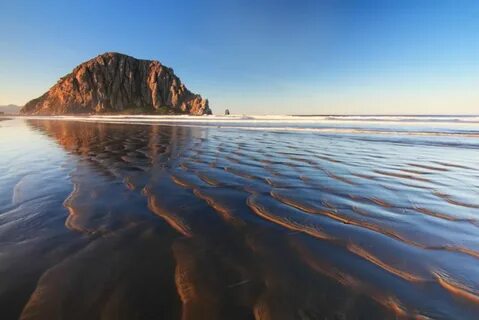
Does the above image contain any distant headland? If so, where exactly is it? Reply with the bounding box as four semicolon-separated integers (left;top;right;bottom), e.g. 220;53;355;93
21;52;212;116
0;104;21;114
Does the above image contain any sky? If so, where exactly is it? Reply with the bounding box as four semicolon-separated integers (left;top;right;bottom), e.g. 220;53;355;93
0;0;478;115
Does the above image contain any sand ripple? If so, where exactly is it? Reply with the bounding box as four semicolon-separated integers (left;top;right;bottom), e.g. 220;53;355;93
1;119;479;319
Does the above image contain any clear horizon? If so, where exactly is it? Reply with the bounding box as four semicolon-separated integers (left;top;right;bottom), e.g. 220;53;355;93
1;0;478;115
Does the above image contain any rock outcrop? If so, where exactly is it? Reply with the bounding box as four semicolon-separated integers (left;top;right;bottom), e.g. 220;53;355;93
21;52;212;115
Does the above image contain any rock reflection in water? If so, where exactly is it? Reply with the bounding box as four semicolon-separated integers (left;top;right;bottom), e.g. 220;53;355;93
0;118;478;319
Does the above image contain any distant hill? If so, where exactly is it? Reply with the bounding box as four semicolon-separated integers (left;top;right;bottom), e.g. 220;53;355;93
21;52;212;115
0;104;22;114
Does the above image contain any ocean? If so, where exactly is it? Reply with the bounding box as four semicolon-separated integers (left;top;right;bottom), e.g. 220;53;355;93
1;115;478;319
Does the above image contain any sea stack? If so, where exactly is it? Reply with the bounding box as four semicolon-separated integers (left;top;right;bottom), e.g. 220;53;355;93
21;52;212;115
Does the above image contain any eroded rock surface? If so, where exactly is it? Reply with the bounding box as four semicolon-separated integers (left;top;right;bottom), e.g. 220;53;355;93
21;52;212;115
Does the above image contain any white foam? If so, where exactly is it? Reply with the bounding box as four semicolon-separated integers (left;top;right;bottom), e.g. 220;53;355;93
16;114;479;138
18;114;479;123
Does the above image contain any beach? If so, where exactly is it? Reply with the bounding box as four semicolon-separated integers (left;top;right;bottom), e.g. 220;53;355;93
1;116;479;319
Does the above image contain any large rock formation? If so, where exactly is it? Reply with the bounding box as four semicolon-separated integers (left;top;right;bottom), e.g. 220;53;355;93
21;52;212;115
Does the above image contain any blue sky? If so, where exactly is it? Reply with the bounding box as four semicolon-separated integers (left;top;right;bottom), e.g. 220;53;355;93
1;0;478;114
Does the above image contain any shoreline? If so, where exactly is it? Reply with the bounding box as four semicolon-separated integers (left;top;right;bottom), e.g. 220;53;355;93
5;115;479;139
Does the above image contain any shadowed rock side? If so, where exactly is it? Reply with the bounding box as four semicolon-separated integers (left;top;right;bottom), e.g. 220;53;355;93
21;52;212;115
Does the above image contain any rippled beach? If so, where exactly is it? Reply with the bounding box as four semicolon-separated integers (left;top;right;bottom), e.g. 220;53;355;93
1;116;479;319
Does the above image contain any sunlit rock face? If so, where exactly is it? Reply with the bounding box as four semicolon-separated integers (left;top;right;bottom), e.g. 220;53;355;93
21;52;212;115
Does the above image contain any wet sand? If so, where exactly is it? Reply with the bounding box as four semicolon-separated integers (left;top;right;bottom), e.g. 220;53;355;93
1;118;479;319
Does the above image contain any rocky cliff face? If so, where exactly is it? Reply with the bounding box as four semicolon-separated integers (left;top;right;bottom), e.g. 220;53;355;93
21;52;212;115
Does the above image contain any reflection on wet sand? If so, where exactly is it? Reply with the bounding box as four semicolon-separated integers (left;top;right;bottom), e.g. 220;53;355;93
0;118;479;319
